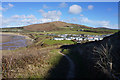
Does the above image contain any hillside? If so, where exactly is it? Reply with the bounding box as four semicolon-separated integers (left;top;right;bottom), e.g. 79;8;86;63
60;31;120;79
23;21;92;31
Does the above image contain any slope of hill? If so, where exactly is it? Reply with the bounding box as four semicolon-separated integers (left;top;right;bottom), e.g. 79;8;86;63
85;31;120;79
23;21;92;31
60;31;120;79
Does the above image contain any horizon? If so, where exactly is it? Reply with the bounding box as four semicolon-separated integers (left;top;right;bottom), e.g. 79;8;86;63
0;2;118;29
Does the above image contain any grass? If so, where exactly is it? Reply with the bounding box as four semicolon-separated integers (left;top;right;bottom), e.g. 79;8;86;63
61;47;92;78
44;39;74;45
2;26;118;36
24;27;115;35
45;30;105;35
1;30;119;79
2;46;63;79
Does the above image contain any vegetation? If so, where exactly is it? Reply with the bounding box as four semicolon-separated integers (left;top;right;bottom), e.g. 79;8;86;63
44;39;74;45
2;46;64;78
1;21;118;35
60;31;120;79
1;21;119;79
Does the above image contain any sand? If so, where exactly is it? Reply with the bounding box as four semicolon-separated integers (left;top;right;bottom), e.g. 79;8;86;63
0;32;33;43
0;32;33;50
0;34;14;43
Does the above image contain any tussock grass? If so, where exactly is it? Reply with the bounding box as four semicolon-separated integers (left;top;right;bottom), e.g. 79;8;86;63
2;46;62;79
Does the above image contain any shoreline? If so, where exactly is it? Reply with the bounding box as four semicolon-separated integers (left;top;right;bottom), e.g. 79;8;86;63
0;32;34;42
0;32;34;50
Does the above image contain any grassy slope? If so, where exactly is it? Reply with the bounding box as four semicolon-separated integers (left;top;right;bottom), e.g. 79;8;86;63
1;23;118;35
2;32;74;79
32;27;118;35
60;31;120;79
2;28;119;79
2;46;65;78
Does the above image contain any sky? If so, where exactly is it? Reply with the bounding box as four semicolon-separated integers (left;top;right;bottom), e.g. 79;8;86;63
0;2;119;29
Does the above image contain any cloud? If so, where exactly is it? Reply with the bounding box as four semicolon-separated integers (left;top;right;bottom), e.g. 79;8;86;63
107;24;118;29
69;5;82;14
8;3;14;8
64;17;79;22
2;14;39;28
27;15;36;19
0;3;14;11
0;14;2;26
79;17;118;29
11;15;20;19
39;18;52;23
11;14;36;19
80;14;84;16
88;5;94;10
39;10;62;22
59;2;67;8
2;10;62;27
80;17;110;27
0;14;2;17
2;9;62;27
38;9;45;13
43;4;49;9
0;6;3;11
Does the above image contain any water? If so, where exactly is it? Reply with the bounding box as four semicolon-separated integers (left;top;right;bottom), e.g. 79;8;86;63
0;34;30;50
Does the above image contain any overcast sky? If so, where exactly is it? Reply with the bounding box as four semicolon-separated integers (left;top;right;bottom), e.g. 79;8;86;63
0;2;118;29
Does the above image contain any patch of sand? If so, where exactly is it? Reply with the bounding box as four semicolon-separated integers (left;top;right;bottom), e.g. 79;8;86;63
0;32;33;43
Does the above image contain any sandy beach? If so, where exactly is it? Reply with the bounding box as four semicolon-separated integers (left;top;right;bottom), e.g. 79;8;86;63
0;32;32;43
0;34;14;43
0;32;21;43
0;32;33;50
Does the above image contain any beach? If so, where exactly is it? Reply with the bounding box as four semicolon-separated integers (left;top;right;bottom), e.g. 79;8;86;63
0;32;33;50
0;32;21;42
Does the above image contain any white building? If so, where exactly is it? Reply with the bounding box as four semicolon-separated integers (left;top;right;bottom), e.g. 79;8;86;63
88;38;95;41
99;37;103;40
65;38;72;40
53;38;64;40
94;37;99;41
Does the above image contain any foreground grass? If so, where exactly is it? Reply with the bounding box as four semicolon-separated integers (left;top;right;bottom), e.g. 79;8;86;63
2;46;63;79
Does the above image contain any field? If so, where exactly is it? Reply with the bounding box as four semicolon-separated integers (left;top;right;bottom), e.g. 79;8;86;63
44;39;74;45
1;24;119;79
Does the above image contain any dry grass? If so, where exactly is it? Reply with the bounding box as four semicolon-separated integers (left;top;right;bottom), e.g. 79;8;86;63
93;43;114;78
2;45;62;78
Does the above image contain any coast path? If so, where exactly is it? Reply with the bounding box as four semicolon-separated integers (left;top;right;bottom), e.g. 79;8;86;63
58;51;75;79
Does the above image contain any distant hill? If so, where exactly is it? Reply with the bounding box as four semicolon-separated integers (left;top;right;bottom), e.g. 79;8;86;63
2;21;118;34
23;21;93;31
97;27;112;30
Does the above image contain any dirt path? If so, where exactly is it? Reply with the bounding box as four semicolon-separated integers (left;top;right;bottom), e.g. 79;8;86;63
58;51;75;79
